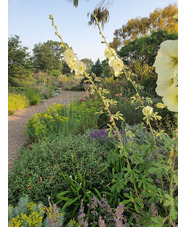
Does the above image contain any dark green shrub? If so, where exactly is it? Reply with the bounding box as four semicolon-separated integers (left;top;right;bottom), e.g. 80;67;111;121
8;87;25;94
8;134;111;206
24;87;42;105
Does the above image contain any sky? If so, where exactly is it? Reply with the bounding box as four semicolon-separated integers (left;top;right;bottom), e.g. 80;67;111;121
8;0;178;62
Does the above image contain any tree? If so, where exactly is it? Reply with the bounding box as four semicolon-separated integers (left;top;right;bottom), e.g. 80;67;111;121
110;4;178;51
68;0;110;28
101;59;114;77
8;35;32;86
118;30;178;67
91;58;103;77
118;30;177;90
32;40;65;73
68;0;79;7
87;5;110;29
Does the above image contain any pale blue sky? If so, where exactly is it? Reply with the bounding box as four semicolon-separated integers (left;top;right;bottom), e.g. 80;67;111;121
8;0;178;62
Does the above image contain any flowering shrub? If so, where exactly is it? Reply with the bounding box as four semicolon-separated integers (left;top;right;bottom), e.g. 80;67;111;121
8;93;30;115
25;101;98;142
8;195;65;227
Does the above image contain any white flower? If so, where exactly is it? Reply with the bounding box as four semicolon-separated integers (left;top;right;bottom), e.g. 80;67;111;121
64;49;75;63
142;106;153;116
153;40;178;78
162;86;178;112
156;72;178;96
105;47;116;59
74;61;86;75
109;58;124;73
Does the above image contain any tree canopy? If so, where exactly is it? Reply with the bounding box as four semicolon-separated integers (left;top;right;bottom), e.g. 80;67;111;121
91;58;103;77
8;35;32;86
110;4;178;51
32;40;65;73
118;30;178;67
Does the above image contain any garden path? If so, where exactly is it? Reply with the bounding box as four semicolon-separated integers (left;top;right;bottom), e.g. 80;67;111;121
8;90;86;171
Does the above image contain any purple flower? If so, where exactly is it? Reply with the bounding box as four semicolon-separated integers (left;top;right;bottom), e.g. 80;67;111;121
114;204;125;227
98;216;106;227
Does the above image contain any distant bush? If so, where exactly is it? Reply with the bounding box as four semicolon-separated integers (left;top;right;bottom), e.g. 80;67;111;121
24;87;42;105
8;93;30;115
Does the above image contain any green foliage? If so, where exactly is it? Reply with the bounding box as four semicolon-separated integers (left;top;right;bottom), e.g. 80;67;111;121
32;40;65;73
91;58;103;77
8;93;30;115
25;102;98;142
101;59;114;78
94;123;178;224
8;35;33;87
87;5;110;28
110;4;178;50
24;87;42;105
8;134;111;206
48;69;61;78
118;30;178;67
56;171;95;220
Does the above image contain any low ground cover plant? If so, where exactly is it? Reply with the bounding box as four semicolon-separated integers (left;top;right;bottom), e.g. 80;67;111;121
8;134;111;207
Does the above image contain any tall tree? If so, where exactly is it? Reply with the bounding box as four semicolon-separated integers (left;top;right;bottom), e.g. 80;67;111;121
118;30;178;84
118;30;178;67
110;4;178;51
87;5;110;29
101;59;114;77
8;35;32;86
32;40;65;72
91;58;103;77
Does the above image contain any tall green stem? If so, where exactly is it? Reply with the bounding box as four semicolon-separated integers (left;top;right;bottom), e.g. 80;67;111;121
168;151;176;224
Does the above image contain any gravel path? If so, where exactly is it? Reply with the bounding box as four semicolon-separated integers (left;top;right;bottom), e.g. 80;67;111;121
8;90;86;171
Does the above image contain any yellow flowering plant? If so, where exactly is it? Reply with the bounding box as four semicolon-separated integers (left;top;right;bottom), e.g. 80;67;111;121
48;13;178;225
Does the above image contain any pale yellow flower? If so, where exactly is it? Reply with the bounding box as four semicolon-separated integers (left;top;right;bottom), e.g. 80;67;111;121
162;86;178;112
142;106;153;116
74;61;86;75
153;40;178;77
114;71;122;77
156;102;166;109
109;58;124;73
67;61;75;72
156;72;178;96
63;49;75;62
105;47;116;59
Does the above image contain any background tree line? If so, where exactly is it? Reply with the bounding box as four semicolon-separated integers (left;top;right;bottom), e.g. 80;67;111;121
8;3;178;92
